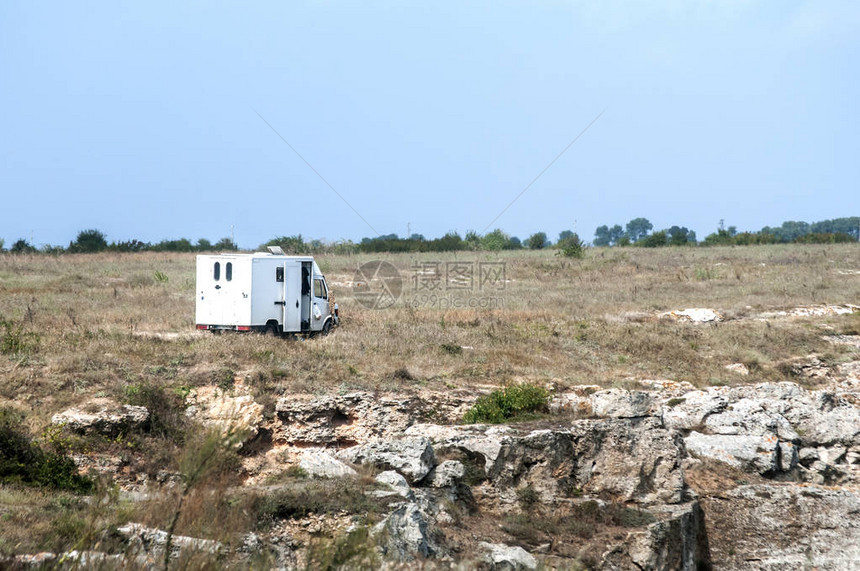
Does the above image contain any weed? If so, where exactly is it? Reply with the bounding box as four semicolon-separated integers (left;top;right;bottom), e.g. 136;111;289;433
462;383;551;424
440;343;463;355
304;525;380;571
0;317;40;355
153;270;169;283
516;485;539;509
0;408;93;493
666;397;686;408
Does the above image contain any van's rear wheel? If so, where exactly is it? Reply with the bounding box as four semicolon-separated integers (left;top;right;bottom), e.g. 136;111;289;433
265;322;279;337
321;320;332;336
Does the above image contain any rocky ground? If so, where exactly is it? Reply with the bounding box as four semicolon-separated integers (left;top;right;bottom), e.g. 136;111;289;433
9;333;860;569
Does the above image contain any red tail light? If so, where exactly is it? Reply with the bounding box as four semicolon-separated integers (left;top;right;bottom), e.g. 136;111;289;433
196;324;209;330
237;326;251;331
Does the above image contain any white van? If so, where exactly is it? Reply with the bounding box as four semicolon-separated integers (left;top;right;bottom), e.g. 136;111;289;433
195;250;336;336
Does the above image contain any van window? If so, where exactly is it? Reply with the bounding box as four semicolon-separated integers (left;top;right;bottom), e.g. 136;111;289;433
276;267;284;282
214;262;220;281
226;262;232;281
314;278;327;299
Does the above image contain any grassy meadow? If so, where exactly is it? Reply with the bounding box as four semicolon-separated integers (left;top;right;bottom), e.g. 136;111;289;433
1;244;859;426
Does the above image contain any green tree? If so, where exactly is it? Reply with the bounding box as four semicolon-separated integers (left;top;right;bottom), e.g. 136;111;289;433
196;238;213;251
481;229;511;251
593;225;611;247
638;230;667;248
526;232;548;249
10;239;36;254
625;218;653;243
69;229;108;253
214;237;238;251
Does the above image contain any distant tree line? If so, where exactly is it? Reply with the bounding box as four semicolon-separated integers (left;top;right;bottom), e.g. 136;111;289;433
592;217;858;248
1;217;855;256
0;229;238;255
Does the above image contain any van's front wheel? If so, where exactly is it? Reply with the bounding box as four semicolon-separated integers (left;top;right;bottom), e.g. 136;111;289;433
321;320;332;336
265;321;280;337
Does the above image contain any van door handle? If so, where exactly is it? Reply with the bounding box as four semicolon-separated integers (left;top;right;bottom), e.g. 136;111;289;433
296;301;300;308
274;301;285;306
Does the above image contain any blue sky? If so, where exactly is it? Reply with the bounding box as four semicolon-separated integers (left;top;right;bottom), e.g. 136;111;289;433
1;1;857;248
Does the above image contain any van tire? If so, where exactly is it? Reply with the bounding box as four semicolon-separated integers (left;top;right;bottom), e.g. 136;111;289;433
265;321;279;337
321;320;332;336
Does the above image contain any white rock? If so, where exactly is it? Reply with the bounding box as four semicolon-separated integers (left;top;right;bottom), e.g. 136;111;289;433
479;542;538;570
590;389;660;418
375;470;412;497
338;437;436;483
51;400;149;436
297;450;357;478
724;363;750;375
658;308;723;323
425;460;466;488
684;432;780;474
375;503;435;560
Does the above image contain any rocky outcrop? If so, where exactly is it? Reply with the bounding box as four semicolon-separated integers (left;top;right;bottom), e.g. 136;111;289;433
185;385;264;444
338;437;436;484
479;542;538;570
51;399;149;436
273;391;474;446
297;450;357;478
701;484;860;570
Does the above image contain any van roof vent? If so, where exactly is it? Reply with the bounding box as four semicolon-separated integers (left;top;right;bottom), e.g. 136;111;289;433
267;246;285;255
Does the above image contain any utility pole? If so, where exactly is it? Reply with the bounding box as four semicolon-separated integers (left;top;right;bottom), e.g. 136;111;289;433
719;219;725;231
230;225;235;247
407;222;411;239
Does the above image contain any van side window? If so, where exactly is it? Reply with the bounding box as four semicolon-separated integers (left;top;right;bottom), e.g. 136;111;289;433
314;278;327;299
214;262;220;281
226;262;232;281
276;267;284;282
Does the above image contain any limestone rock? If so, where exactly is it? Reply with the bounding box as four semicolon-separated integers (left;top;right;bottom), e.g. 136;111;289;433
338;437;436;483
684;432;780;474
375;470;412;498
185;386;263;443
51;400;149;436
479;542;538;570
374;502;436;560
297;450;357;478
590;389;660;418
425;460;466;488
701;484;860;569
405;423;512;474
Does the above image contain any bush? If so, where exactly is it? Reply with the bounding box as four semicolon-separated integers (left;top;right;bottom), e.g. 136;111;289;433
556;233;587;258
463;383;551;424
124;382;187;442
68;229;108;253
0;409;93;493
0;317;40;355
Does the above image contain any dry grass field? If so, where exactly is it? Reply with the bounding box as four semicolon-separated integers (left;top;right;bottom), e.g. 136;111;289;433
0;243;859;563
2;245;859;421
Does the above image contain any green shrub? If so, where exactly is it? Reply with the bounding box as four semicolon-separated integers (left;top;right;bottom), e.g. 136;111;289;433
556;234;587;258
124;382;187;442
0;317;40;355
0;409;93;493
462;383;551;424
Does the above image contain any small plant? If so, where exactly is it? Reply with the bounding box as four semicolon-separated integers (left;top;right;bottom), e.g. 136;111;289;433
0;408;93;493
666;397;686;408
153;270;169;283
440;343;463;355
0;317;40;355
462;383;551;424
556;233;587;259
516;485;540;509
